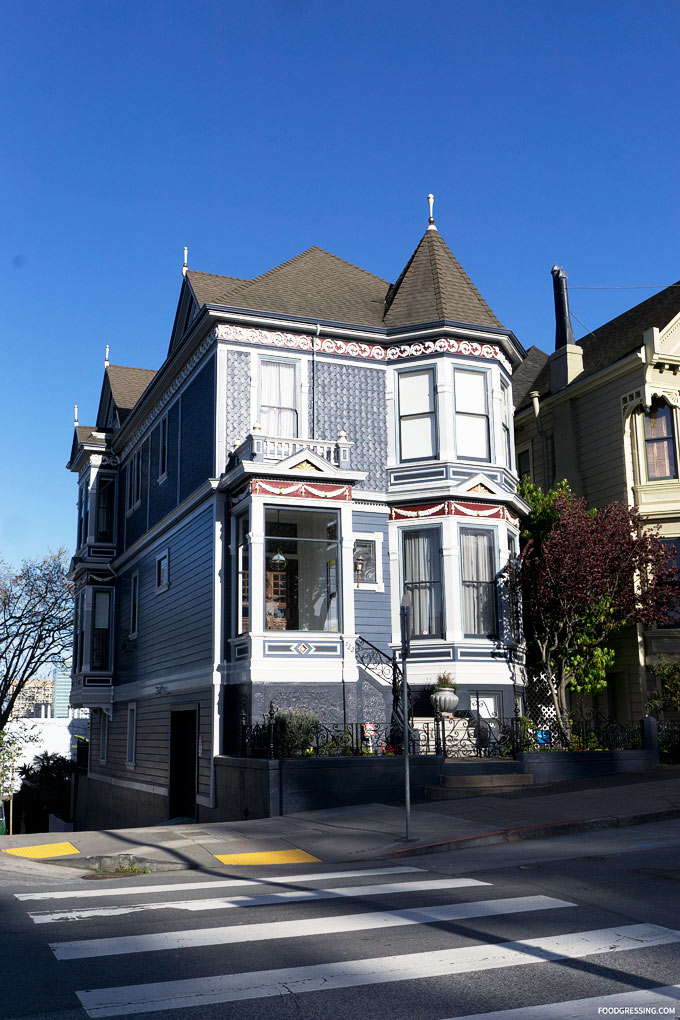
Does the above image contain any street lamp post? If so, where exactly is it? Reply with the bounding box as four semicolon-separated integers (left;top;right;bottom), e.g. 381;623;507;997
400;591;412;840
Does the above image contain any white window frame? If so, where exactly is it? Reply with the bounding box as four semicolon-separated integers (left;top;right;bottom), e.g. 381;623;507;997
454;367;492;462
129;571;139;638
397;366;438;463
126;703;137;767
91;587;113;671
458;524;499;640
158;414;169;483
501;380;512;469
258;356;300;438
352;532;384;592
642;401;679;482
400;523;444;640
155;550;170;593
77;480;90;548
99;709;109;763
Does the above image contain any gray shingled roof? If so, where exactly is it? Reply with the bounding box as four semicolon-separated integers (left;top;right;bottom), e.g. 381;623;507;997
384;229;503;329
184;232;503;331
106;365;157;423
515;281;680;409
75;425;105;446
512;346;549;410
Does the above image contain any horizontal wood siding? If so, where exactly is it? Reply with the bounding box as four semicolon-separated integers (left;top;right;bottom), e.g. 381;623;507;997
353;511;391;653
180;355;216;502
573;370;639;507
116;505;215;684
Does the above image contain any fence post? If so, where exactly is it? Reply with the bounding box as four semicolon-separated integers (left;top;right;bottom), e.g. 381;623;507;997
640;715;659;765
267;702;276;759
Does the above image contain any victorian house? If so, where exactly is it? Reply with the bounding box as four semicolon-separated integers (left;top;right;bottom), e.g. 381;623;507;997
514;271;680;723
67;206;528;826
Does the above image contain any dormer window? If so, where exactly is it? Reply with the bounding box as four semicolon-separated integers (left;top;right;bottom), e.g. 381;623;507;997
644;402;677;481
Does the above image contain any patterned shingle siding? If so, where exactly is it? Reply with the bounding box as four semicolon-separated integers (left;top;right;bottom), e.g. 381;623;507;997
352;510;391;653
116;504;214;685
225;349;251;457
315;362;387;491
180;356;216;501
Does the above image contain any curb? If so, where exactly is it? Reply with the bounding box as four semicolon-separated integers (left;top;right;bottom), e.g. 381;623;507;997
386;807;680;858
51;854;190;874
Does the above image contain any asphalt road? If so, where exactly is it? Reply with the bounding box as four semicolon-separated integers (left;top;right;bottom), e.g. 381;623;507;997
2;820;680;1020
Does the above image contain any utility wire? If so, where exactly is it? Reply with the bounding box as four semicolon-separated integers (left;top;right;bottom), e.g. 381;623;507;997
569;284;680;290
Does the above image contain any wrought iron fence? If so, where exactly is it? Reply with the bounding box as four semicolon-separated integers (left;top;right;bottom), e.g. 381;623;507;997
657;719;680;763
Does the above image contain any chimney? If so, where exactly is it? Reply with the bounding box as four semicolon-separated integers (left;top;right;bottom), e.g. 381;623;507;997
550;265;583;391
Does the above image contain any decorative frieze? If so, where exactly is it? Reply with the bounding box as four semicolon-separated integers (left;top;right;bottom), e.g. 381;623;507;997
250;479;353;501
390;500;519;525
213;324;511;371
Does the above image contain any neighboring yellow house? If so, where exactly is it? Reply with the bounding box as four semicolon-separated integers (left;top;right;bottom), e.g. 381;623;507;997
513;271;680;722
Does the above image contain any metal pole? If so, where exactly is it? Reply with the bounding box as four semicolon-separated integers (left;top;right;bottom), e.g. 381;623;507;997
400;592;412;840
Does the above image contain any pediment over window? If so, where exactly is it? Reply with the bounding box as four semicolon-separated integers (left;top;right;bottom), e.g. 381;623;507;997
453;473;509;501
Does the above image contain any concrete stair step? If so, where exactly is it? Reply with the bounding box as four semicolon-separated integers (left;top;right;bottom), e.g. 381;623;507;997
440;759;526;775
425;772;534;800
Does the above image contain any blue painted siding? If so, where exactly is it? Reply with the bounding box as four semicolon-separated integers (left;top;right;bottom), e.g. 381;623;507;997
316;362;387;491
116;504;215;684
124;437;151;550
352;510;391;653
149;401;180;529
180;355;216;502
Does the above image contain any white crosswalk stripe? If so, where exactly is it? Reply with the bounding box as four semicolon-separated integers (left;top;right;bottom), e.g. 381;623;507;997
15;864;424;901
50;894;575;958
76;924;680;1017
28;876;489;924
448;984;680;1019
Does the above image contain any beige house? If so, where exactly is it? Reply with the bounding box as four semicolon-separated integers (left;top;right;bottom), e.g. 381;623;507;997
514;272;680;722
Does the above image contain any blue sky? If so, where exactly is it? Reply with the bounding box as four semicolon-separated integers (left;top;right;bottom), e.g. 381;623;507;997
1;0;678;564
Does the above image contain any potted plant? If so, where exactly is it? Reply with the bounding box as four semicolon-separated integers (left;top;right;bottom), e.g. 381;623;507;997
430;672;459;716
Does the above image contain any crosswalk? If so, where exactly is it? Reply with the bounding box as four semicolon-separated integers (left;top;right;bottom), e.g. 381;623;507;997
13;863;680;1019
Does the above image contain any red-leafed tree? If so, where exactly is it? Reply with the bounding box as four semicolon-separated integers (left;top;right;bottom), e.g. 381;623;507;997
514;481;676;740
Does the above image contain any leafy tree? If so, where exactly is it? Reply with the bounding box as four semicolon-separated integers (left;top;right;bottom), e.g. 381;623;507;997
513;482;675;740
0;551;73;730
646;655;680;717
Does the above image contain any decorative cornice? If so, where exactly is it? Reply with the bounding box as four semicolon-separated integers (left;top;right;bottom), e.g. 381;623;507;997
213;324;511;372
120;335;215;460
250;479;352;501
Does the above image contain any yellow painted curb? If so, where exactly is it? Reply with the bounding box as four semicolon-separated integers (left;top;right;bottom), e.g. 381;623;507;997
2;841;80;860
214;848;320;865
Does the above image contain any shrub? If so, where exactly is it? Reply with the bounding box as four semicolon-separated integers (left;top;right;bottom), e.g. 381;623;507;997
273;710;322;757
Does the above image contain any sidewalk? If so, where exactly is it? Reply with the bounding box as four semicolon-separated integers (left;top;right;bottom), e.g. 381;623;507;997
2;766;680;874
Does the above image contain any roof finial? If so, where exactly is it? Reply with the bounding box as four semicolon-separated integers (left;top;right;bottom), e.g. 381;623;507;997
182;246;188;277
74;404;79;427
104;344;110;368
427;193;437;232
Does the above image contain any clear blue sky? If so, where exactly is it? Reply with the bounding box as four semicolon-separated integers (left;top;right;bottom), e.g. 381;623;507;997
1;0;677;565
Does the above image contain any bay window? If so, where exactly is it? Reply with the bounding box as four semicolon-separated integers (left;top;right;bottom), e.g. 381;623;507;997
460;528;497;638
96;476;115;543
402;526;443;638
260;359;298;437
398;368;437;461
644;402;677;480
455;369;490;461
237;515;250;635
264;508;340;631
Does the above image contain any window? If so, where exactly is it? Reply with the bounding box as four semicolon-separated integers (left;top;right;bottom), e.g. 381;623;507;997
402;527;443;638
126;704;137;766
461;528;497;638
353;539;377;584
398;369;437;461
264;508;340;631
644;402;677;480
158;415;168;481
77;482;89;547
516;443;532;480
260;359;298;436
237;515;250;635
501;382;512;468
658;539;680;628
96;476;115;543
455;369;490;460
91;590;112;670
130;572;139;637
74;591;85;671
126;450;142;512
155;551;169;592
99;710;109;763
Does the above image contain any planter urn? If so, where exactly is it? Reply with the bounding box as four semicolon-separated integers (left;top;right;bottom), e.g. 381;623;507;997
431;690;459;716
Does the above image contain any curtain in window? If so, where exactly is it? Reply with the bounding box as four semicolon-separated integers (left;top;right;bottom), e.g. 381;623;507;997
461;529;497;637
261;361;297;436
645;405;677;480
403;528;442;637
